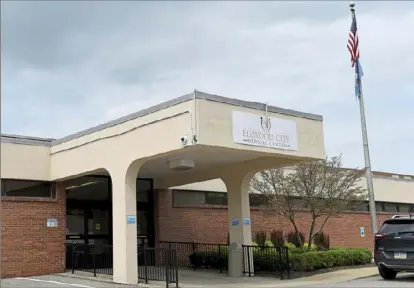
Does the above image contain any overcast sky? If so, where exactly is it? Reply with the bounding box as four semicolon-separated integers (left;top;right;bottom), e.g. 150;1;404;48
1;1;413;174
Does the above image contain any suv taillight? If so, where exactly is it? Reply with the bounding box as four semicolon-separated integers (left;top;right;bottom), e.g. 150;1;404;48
375;233;385;239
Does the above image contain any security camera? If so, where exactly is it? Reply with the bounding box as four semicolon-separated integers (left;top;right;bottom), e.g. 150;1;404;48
181;135;188;146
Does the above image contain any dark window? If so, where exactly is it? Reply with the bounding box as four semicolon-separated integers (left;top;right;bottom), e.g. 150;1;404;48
205;192;227;205
172;190;206;206
1;179;56;198
397;204;411;213
376;202;385;212
249;193;263;207
383;202;398;213
379;220;414;234
349;201;369;212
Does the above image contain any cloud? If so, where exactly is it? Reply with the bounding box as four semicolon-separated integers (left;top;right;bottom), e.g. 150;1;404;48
1;1;413;174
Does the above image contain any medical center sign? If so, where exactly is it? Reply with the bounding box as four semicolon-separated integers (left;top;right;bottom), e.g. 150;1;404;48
232;110;298;151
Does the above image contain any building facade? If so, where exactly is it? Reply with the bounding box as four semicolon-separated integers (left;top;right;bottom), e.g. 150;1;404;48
0;91;410;282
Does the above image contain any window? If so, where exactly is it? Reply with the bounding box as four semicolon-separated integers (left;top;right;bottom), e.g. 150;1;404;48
172;190;206;206
137;179;152;202
376;202;385;212
205;192;227;205
1;179;56;198
383;202;398;213
379;220;414;234
249;193;263;207
349;201;369;212
398;204;412;213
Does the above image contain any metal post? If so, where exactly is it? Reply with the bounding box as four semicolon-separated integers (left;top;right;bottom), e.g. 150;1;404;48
93;255;96;277
350;2;378;235
165;250;170;288
144;248;148;284
71;246;75;274
192;242;196;271
247;246;251;277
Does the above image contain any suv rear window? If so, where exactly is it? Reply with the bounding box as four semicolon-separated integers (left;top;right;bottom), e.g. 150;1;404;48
379;220;414;234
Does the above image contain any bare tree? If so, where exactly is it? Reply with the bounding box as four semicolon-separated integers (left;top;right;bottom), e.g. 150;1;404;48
250;155;367;251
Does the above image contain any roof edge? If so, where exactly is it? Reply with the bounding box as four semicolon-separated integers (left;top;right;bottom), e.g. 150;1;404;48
1;134;54;147
51;91;323;146
4;91;323;147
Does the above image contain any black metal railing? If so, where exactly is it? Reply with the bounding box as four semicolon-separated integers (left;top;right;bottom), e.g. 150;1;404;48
242;245;290;279
138;246;179;287
159;241;228;272
67;243;113;276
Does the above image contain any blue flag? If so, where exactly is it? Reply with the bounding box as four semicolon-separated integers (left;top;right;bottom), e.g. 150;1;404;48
355;59;364;99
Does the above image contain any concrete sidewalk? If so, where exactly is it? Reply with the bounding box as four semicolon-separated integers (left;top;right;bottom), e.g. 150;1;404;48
59;266;379;288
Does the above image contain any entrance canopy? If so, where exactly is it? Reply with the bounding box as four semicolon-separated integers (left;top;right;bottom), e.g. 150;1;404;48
5;91;322;184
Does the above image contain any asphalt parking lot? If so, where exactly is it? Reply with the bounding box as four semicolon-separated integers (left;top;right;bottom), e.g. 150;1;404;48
2;272;414;288
312;273;414;287
0;275;140;288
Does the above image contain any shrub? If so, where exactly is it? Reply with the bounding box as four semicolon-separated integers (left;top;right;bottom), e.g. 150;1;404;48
286;231;305;247
254;231;267;247
303;242;318;251
288;247;304;254
314;232;330;251
284;242;296;250
189;247;372;273
289;248;372;271
270;229;284;247
265;240;274;247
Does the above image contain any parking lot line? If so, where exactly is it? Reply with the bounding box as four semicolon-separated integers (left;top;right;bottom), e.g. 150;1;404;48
15;277;94;288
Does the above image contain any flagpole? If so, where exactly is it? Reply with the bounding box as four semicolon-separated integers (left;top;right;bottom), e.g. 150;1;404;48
350;2;378;235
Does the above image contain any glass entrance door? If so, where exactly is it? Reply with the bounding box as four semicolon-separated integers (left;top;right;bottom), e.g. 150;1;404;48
137;179;155;247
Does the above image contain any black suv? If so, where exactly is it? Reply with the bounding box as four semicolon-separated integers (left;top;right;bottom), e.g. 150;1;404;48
374;216;414;280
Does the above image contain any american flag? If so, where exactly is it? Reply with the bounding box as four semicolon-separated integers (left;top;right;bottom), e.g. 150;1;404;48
347;12;359;67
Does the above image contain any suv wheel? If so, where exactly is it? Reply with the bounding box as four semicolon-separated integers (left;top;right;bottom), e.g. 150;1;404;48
378;266;397;280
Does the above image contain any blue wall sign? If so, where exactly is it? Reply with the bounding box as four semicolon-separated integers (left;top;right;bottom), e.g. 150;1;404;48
231;217;239;226
243;218;251;225
127;215;136;224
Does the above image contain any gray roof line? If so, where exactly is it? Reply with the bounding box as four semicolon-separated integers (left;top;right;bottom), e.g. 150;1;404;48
3;91;323;147
1;134;54;147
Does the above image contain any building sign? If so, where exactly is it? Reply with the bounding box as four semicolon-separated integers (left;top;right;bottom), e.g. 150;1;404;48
127;215;136;224
47;218;58;228
231;217;239;226
360;227;365;238
243;218;251;225
232;110;298;151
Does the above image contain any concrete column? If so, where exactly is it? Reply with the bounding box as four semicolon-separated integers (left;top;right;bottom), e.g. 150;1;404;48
222;171;255;277
111;161;142;284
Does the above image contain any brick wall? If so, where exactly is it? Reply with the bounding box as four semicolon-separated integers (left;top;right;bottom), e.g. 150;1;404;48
156;189;398;249
1;183;66;278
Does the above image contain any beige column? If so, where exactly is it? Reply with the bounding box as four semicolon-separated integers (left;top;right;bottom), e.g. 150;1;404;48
222;171;255;277
111;161;142;284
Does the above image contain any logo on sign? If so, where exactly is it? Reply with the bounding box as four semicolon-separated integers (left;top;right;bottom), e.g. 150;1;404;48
260;117;271;132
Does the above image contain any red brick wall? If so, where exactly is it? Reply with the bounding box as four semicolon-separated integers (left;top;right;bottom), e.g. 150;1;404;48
156;189;399;249
1;183;66;278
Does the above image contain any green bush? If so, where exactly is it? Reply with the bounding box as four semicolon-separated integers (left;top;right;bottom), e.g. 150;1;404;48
265;240;274;247
286;231;305;247
284;242;296;250
303;242;318;251
289;248;372;271
189;247;372;273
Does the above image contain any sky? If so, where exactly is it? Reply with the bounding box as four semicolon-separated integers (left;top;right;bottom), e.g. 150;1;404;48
1;1;413;175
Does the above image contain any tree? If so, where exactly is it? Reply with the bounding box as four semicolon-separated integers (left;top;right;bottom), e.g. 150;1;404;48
250;155;367;251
